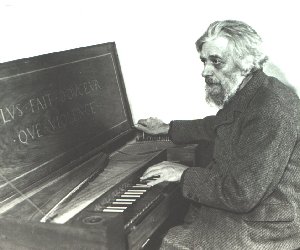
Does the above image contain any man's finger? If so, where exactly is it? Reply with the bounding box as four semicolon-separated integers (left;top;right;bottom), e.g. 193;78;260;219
135;124;157;135
141;169;161;180
147;177;165;186
137;119;149;126
141;164;165;177
135;124;154;134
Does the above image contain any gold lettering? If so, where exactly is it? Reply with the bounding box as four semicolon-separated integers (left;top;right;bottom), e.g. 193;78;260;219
15;104;24;117
29;99;36;113
75;84;84;96
17;123;44;144
35;123;43;137
0;104;24;125
6;105;15;120
0;108;11;124
29;94;52;113
93;80;102;91
18;130;28;144
83;82;91;95
47;117;57;131
86;102;96;114
36;97;46;111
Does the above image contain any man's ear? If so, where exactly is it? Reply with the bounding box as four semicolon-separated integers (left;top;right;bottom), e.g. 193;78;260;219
241;55;254;76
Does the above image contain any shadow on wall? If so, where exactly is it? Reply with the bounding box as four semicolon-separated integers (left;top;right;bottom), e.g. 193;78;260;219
263;61;298;97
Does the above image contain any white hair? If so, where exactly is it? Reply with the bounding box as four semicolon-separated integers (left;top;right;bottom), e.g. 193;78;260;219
196;20;268;73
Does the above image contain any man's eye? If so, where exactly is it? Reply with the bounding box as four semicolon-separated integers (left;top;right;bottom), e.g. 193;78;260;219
200;59;206;64
211;58;222;65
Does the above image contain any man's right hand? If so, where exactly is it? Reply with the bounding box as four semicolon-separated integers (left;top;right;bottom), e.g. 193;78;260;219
136;117;170;135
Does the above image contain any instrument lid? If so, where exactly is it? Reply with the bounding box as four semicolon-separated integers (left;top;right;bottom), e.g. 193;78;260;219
0;42;133;201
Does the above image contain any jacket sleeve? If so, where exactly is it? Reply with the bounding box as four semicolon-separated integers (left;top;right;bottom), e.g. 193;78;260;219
169;116;217;144
181;101;297;213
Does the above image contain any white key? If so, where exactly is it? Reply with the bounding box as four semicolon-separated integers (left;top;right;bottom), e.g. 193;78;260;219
132;185;150;188
103;209;124;213
113;201;132;205
121;194;140;198
107;206;127;209
116;198;136;202
127;189;147;192
124;192;144;195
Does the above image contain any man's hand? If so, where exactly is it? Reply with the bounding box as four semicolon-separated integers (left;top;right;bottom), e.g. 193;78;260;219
136;117;169;135
140;161;188;186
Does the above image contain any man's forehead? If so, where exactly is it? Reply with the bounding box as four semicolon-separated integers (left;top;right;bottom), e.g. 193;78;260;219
200;37;231;58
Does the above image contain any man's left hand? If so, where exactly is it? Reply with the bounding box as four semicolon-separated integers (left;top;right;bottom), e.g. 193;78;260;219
140;161;188;186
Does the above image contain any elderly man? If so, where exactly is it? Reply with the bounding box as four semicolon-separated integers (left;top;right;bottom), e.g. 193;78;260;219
137;20;300;249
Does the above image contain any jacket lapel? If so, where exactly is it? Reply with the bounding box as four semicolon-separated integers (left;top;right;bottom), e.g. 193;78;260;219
213;70;268;129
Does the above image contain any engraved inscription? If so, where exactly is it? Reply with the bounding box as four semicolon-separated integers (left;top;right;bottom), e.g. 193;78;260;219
47;102;96;132
59;80;102;103
0;79;102;145
0;104;23;125
29;93;53;113
17;123;44;145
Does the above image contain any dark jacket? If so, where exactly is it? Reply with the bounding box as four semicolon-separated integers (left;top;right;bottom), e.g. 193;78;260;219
163;70;300;249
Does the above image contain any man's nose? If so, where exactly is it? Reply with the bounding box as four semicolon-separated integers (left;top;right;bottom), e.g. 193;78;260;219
202;64;213;77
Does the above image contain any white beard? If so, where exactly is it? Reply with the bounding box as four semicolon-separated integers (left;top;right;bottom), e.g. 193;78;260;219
205;74;241;108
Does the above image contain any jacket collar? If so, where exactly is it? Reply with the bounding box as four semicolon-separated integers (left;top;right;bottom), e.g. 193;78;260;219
215;69;268;126
226;69;267;112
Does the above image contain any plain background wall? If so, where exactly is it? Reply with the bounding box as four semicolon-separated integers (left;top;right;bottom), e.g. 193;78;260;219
1;0;299;123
